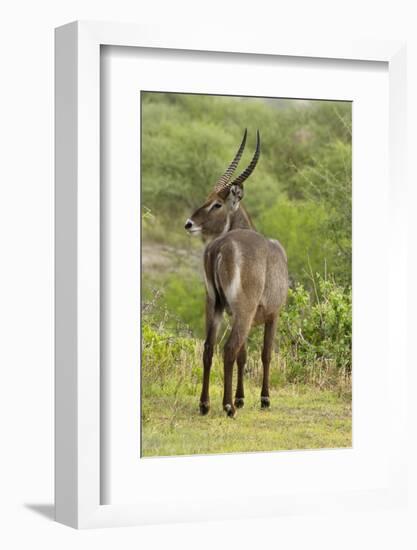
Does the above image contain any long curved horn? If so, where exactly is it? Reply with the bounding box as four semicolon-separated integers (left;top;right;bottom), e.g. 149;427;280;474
214;129;247;194
230;130;260;187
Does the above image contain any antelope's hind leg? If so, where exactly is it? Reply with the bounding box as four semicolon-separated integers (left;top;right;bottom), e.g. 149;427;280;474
234;343;247;409
260;317;278;409
199;296;222;415
223;318;252;418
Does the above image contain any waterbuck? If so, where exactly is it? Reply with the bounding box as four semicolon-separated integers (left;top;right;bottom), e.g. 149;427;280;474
184;130;288;418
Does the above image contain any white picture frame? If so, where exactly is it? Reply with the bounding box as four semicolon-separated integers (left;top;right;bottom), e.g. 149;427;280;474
55;21;407;529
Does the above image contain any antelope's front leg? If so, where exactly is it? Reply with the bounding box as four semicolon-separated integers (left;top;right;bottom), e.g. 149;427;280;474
199;298;221;415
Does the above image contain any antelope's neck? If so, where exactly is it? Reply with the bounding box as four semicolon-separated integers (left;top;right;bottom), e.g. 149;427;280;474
203;205;255;245
229;204;255;231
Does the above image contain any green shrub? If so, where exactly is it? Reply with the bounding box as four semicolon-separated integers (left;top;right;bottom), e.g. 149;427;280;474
142;323;200;394
258;199;338;288
279;275;351;387
142;270;206;338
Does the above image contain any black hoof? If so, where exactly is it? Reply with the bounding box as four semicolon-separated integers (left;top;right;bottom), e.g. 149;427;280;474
261;396;270;409
234;397;245;409
199;401;210;415
224;404;236;418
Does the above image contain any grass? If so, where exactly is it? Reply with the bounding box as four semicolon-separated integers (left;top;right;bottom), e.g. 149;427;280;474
141;317;351;458
141;383;351;457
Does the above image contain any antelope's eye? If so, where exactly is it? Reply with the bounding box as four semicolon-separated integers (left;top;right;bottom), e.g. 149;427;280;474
212;203;222;210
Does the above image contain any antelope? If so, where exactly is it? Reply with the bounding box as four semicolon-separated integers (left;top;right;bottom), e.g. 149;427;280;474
184;130;288;418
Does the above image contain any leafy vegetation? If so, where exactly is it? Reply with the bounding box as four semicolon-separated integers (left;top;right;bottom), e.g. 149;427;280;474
141;92;352;456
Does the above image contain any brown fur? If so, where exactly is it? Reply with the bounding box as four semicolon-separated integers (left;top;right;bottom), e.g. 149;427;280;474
185;141;288;417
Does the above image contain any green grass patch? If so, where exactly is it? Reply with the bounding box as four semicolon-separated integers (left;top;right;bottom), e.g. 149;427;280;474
141;321;351;457
142;384;351;457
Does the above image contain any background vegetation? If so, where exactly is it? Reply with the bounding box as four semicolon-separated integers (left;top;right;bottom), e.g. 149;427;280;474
141;92;352;457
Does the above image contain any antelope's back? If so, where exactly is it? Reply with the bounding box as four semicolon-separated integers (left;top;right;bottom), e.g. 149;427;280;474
204;229;288;317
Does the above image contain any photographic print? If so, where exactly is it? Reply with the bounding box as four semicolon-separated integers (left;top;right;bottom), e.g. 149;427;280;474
141;92;352;457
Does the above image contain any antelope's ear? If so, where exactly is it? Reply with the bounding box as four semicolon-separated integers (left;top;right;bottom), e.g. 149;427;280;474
228;184;244;210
